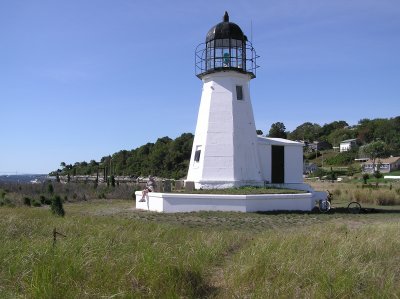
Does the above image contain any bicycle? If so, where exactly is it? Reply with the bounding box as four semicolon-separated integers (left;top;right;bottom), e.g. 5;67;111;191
347;201;362;214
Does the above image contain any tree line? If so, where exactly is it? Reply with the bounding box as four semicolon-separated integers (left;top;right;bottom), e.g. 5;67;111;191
268;116;400;156
52;116;400;179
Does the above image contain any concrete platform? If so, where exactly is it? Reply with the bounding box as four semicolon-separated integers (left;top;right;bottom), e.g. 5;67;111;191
135;191;321;213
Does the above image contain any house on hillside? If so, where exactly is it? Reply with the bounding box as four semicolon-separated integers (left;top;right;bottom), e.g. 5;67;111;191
306;141;332;152
362;156;400;173
303;162;318;174
340;139;358;152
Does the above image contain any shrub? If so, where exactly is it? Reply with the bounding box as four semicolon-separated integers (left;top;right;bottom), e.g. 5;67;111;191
325;151;357;166
51;195;65;217
32;199;42;207
362;174;370;184
47;183;54;194
23;197;31;206
110;175;116;187
39;195;51;205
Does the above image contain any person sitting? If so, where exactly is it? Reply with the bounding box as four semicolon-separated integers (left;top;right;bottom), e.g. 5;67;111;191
139;176;155;202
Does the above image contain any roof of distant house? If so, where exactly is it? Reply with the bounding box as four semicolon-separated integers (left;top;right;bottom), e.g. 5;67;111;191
363;156;400;164
340;139;357;143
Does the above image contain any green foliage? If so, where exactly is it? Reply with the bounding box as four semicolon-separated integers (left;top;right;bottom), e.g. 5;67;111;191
23;197;31;206
357;117;400;155
305;151;321;160
51;195;65;217
32;199;41;207
346;165;357;176
0;189;6;199
362;140;388;161
56;133;194;179
288;122;321;141
51;116;400;179
47;183;54;195
320;120;348;136
309;168;327;178
268;122;287;138
373;171;383;179
325;150;358;166
362;173;370;184
109;175;115;187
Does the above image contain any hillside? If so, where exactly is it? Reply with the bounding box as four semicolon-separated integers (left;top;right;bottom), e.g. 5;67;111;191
52;116;400;178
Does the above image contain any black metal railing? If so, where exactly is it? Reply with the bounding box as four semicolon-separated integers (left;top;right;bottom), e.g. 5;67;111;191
195;41;259;79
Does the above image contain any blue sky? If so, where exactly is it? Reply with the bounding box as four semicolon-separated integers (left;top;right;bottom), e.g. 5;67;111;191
1;0;399;174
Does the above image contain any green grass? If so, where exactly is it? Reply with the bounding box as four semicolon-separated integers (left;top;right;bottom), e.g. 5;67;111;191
1;200;400;298
388;170;400;176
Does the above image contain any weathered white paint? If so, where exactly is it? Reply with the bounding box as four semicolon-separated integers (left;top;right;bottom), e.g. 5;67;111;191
135;191;318;213
186;71;263;189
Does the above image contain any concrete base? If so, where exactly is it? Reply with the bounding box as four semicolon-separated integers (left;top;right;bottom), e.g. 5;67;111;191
135;191;323;213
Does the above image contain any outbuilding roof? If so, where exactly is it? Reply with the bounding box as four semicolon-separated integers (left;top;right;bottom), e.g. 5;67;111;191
363;156;400;165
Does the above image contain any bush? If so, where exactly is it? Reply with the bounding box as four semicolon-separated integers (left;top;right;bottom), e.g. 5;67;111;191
47;183;54;194
0;197;14;207
362;174;370;184
23;197;31;206
51;195;65;217
32;199;42;207
325;151;357;166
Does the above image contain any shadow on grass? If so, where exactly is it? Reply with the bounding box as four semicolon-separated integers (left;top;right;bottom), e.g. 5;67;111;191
168;266;218;298
255;207;400;215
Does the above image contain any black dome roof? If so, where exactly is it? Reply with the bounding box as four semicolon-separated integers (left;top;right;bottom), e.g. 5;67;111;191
206;12;247;43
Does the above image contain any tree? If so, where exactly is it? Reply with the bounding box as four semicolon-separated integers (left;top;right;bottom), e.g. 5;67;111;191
363;140;387;168
256;130;263;135
51;195;65;217
268;122;287;138
320;121;348;137
288;122;321;141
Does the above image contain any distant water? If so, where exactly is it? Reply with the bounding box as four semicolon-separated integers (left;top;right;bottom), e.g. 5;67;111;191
0;174;53;184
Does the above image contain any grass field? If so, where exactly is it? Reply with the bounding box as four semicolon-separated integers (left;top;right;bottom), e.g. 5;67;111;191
1;199;400;298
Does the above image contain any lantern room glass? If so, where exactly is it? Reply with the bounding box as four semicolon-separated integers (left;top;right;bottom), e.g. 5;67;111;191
206;38;246;71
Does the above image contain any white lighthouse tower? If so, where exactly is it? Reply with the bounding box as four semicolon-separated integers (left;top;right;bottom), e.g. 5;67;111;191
187;12;263;189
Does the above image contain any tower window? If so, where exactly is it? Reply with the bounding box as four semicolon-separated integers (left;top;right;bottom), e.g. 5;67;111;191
236;85;243;100
194;150;201;162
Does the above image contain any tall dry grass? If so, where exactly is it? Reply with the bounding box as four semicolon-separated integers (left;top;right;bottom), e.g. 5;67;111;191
310;181;400;206
0;205;244;298
221;222;400;298
1;200;400;298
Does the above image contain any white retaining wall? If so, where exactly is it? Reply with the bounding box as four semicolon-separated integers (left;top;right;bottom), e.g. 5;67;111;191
135;191;317;213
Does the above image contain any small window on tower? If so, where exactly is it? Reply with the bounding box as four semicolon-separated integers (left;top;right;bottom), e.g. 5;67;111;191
194;150;201;162
236;85;243;100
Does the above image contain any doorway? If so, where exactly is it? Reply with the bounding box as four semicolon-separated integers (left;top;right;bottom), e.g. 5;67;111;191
271;145;284;184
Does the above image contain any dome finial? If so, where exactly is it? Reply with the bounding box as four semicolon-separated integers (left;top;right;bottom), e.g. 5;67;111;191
223;11;229;22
